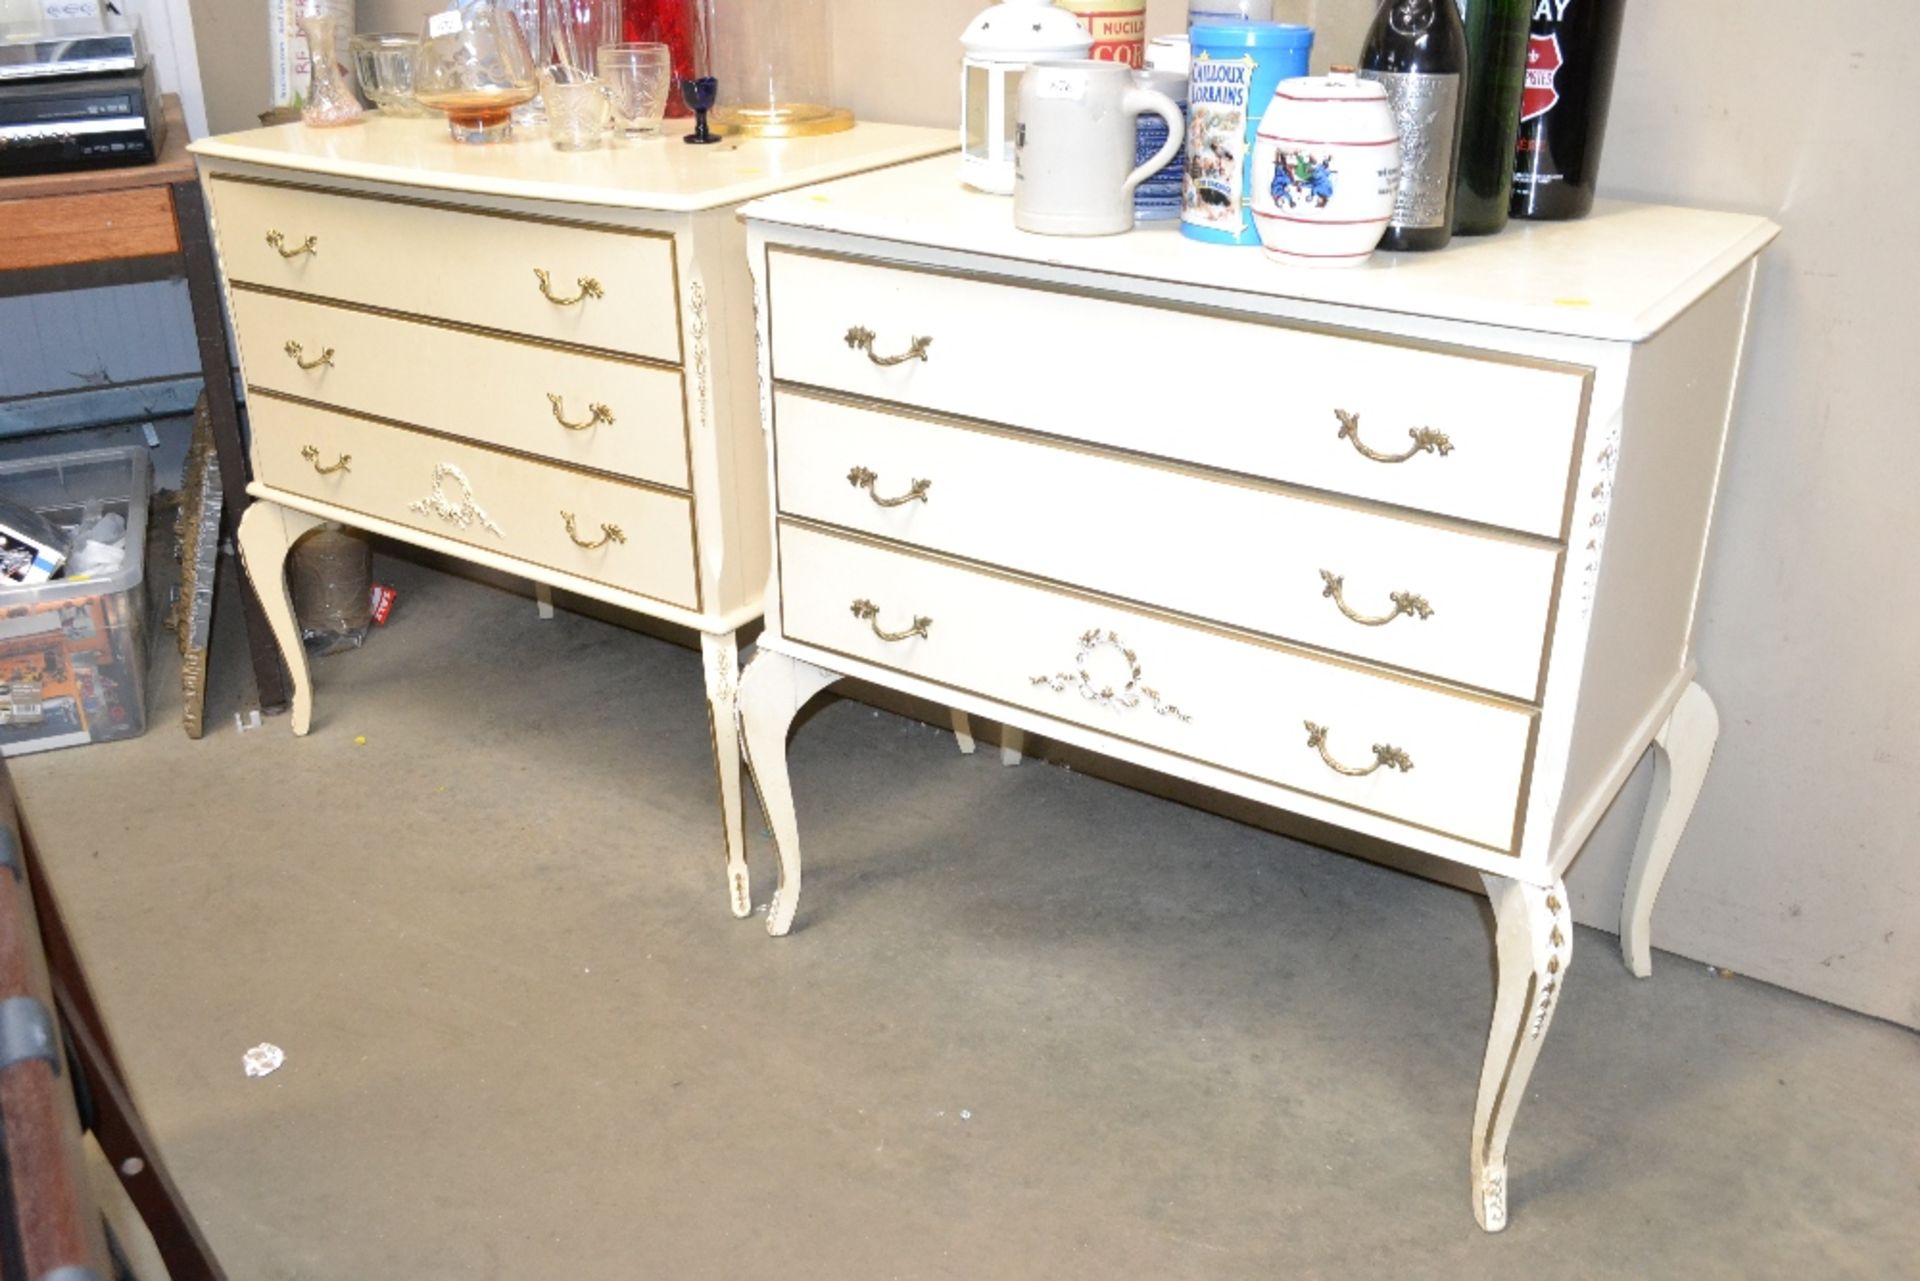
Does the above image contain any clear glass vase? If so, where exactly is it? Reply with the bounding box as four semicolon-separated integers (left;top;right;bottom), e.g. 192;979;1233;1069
299;8;364;127
498;0;549;125
709;0;851;136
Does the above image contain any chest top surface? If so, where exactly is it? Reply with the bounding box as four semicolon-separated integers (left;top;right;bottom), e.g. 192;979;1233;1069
741;156;1779;343
189;116;955;214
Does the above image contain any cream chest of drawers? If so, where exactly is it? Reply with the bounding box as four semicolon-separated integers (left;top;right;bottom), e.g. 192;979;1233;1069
188;117;951;915
736;159;1778;1231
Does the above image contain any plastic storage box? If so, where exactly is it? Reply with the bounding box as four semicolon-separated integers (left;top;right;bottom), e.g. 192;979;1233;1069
0;447;151;756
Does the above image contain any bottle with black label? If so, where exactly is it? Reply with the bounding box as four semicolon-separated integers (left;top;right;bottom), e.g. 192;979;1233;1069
1453;0;1531;234
1360;0;1469;252
1511;0;1628;221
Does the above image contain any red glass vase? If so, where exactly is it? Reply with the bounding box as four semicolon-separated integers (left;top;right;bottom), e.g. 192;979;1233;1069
620;0;697;116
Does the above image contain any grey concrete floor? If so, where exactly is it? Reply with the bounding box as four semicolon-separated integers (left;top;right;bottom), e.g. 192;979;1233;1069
10;548;1918;1280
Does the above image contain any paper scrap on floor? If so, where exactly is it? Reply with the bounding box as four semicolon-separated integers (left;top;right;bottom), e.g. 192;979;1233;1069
243;1042;286;1078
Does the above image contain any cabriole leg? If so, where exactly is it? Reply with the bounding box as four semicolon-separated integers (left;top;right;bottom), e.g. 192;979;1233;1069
1621;681;1719;977
737;651;842;937
234;502;327;735
699;630;749;919
1471;873;1572;1232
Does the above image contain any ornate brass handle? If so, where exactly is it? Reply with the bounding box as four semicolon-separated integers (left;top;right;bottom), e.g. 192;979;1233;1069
846;465;931;507
548;394;615;431
845;326;932;367
534;268;604;306
265;230;318;258
560;511;626;549
850;598;931;642
1334;409;1453;464
283;340;334;371
300;444;351;475
1303;720;1414;777
1319;570;1433;626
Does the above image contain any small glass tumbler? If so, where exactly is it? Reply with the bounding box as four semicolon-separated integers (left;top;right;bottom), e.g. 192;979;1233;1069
597;42;671;138
540;66;611;150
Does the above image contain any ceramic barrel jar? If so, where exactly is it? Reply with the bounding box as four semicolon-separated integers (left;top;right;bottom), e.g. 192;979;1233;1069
1250;66;1401;267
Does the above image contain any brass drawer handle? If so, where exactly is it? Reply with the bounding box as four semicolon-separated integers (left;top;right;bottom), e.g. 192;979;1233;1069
847;465;930;507
850;598;931;642
1334;409;1453;463
560;511;626;549
845;326;932;367
265;230;318;258
1303;720;1414;777
1319;570;1433;626
548;394;615;431
534;268;604;306
300;445;351;475
283;340;334;371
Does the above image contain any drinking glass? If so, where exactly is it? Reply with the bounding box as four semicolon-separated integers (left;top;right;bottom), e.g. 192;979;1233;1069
414;0;540;143
349;33;429;116
597;42;671;138
540;66;610;150
496;0;549;124
544;0;619;73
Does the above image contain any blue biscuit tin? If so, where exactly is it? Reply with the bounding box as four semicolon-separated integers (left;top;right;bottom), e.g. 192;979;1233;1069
1181;21;1314;245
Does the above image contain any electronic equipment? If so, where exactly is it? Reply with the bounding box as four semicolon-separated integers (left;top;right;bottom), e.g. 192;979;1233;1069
0;21;144;82
0;59;163;176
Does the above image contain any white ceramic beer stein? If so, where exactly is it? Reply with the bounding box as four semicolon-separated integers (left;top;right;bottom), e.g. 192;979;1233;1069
1014;59;1184;236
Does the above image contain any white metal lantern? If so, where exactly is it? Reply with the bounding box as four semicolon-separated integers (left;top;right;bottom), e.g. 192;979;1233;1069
959;0;1092;194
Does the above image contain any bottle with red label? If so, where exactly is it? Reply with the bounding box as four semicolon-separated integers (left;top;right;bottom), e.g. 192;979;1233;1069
1511;0;1628;221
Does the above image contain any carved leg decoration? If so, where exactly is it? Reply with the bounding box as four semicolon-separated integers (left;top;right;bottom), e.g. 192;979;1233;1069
234;502;327;735
1471;874;1572;1232
700;631;750;919
1620;682;1719;977
951;708;977;755
1000;725;1025;767
737;651;843;937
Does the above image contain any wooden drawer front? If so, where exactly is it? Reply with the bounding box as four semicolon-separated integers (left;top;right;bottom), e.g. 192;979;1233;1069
233;289;690;490
207;176;680;362
0;187;178;271
779;522;1532;850
774;391;1559;701
766;250;1588;538
253;396;698;609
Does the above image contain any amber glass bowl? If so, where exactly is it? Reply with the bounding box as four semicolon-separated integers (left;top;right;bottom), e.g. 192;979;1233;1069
413;2;539;143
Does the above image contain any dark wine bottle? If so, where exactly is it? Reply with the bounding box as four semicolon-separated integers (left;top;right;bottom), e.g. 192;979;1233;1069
1511;0;1629;221
1360;0;1470;253
1453;0;1531;234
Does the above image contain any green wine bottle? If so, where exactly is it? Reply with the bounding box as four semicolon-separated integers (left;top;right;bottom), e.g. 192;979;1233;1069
1453;0;1531;234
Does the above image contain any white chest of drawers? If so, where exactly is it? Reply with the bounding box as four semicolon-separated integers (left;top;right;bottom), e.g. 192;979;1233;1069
735;158;1777;1231
188;118;951;916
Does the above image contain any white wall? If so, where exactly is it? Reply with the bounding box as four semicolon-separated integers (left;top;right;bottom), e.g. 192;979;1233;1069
830;0;1919;1028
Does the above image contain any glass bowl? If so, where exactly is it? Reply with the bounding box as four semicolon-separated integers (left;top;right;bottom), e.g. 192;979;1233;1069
413;2;540;143
349;32;429;117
